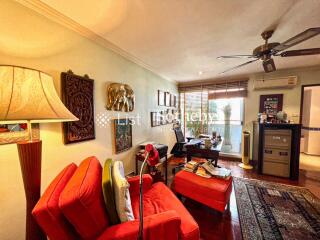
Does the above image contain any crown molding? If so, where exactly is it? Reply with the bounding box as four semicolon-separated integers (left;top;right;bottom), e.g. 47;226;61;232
14;0;174;82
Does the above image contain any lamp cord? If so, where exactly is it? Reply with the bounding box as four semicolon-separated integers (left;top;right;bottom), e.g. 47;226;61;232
138;152;150;240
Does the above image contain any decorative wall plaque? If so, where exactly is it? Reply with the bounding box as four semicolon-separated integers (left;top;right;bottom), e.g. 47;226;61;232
61;70;95;144
106;83;135;112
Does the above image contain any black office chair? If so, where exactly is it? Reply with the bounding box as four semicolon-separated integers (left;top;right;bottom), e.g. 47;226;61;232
170;128;195;157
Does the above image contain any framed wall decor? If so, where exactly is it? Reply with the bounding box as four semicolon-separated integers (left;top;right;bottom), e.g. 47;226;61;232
61;70;95;144
158;90;165;106
259;94;283;115
151;112;158;127
114;118;132;153
170;94;175;107
159;111;165;125
106;83;135;112
165;92;171;106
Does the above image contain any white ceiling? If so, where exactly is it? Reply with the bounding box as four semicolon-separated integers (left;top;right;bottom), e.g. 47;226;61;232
34;0;320;81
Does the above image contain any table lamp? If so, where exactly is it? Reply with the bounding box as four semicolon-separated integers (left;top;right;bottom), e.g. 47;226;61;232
0;65;78;240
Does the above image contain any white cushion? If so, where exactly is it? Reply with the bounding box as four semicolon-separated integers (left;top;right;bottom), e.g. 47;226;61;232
112;161;134;222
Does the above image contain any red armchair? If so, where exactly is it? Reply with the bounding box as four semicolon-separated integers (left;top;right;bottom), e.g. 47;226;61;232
32;157;199;240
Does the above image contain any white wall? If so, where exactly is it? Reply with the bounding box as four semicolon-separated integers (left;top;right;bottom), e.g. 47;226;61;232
0;1;177;239
244;66;320;128
302;86;320;155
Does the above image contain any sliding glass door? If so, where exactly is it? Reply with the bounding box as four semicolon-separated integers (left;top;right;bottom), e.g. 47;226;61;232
179;80;247;156
207;98;244;154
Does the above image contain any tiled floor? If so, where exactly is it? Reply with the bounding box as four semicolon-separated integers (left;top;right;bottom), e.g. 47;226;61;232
167;157;320;240
300;153;320;172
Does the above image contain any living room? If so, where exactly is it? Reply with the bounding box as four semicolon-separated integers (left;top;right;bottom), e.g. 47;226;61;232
0;1;319;240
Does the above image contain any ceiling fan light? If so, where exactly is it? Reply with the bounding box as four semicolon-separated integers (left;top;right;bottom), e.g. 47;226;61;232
263;59;276;73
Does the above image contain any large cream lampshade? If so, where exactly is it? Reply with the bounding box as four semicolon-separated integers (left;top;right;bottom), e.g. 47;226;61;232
0;65;78;240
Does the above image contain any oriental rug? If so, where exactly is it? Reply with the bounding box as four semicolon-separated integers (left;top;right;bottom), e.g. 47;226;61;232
233;177;320;240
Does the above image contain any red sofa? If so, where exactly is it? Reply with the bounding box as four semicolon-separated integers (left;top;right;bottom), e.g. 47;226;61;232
32;157;199;240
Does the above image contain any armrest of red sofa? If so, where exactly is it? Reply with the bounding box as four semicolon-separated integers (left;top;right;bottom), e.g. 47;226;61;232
97;210;181;240
128;174;153;196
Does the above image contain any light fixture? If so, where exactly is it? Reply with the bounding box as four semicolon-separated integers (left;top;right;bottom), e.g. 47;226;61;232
198;71;203;75
0;65;78;240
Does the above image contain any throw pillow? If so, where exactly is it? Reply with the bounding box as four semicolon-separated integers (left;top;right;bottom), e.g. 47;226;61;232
102;159;120;225
112;161;134;222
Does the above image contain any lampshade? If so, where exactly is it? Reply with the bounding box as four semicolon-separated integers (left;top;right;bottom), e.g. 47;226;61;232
0;65;78;123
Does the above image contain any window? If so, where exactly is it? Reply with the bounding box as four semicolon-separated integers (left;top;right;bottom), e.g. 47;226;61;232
179;80;247;155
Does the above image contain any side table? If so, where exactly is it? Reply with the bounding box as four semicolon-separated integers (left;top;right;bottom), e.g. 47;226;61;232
135;152;168;185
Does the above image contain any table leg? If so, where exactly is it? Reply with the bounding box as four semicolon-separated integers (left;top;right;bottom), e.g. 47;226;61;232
187;153;191;162
136;158;138;175
214;158;218;167
165;155;168;185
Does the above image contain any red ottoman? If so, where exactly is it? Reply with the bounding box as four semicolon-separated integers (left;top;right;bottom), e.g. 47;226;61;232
174;170;232;212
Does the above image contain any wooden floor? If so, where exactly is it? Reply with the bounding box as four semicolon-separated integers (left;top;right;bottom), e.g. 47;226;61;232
167;157;320;240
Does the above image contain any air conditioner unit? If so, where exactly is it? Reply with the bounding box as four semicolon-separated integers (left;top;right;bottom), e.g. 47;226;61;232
253;76;297;90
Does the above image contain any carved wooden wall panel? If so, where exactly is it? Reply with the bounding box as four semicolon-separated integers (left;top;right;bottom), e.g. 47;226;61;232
61;70;95;144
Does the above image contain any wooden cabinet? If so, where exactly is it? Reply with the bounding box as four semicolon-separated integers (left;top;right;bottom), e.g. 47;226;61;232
258;123;301;180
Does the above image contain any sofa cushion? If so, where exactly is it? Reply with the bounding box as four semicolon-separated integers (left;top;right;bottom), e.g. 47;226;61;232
130;182;200;240
32;163;79;240
102;159;119;225
112;161;134;222
59;156;109;239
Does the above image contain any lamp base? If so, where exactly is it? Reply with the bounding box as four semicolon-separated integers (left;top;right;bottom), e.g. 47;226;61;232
17;140;46;240
238;163;253;170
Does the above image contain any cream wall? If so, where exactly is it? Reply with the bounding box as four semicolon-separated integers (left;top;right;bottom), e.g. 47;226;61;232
302;86;320;155
244;66;320;128
0;1;177;240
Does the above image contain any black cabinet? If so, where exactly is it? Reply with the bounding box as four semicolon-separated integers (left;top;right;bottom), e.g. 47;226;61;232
257;123;301;180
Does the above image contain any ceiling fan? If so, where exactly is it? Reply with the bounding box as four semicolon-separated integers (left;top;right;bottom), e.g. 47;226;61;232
217;27;320;74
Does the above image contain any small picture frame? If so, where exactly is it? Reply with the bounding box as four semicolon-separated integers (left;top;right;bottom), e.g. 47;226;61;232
158;90;165;106
259;94;283;115
170;94;175;107
113;119;132;154
165;92;171;106
160;111;166;125
151;112;158;127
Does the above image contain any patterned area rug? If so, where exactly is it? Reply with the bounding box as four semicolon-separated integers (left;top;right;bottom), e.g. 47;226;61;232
233;177;320;240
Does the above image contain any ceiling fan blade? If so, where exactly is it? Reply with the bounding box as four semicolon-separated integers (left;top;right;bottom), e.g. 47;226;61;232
272;28;320;53
280;48;320;57
220;59;259;74
217;55;257;59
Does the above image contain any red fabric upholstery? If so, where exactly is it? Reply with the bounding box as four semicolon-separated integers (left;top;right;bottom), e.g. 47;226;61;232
174;170;232;212
97;211;181;240
130;181;200;240
35;161;200;240
59;156;109;239
127;174;153;196
32;163;79;240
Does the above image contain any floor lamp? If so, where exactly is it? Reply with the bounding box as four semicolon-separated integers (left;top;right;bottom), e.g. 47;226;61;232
0;65;78;240
138;144;159;240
